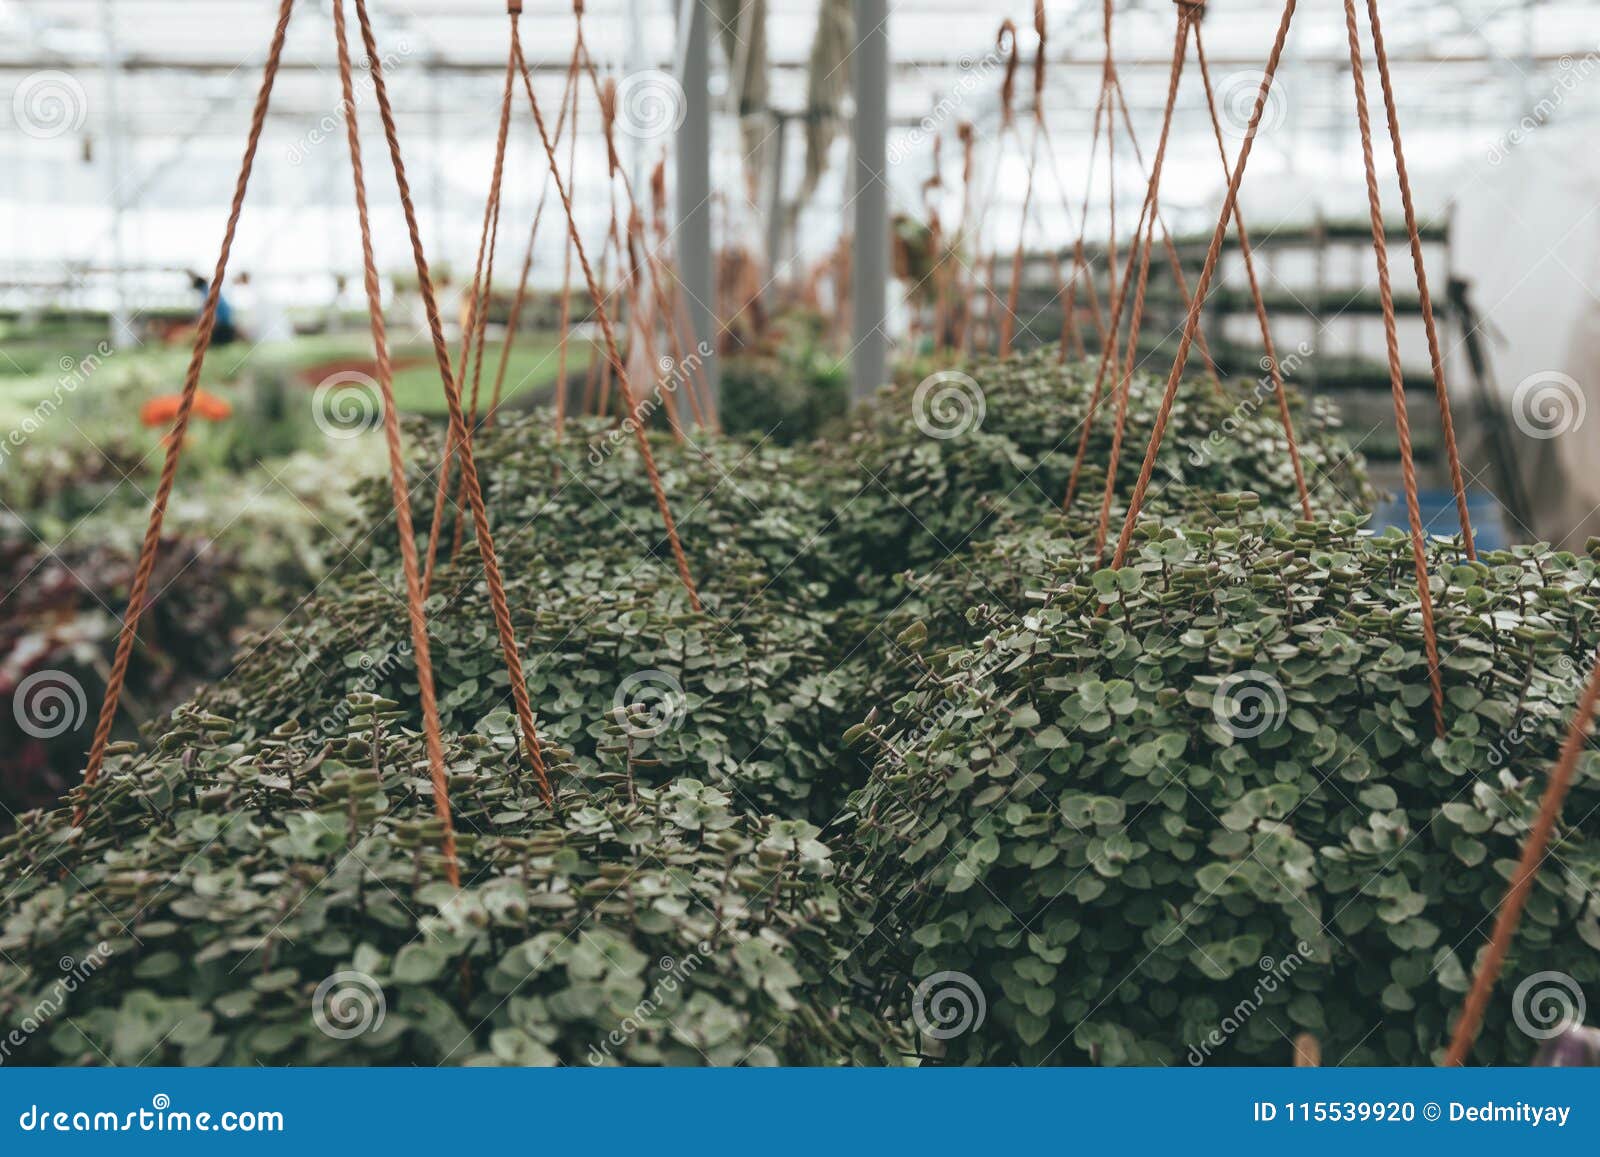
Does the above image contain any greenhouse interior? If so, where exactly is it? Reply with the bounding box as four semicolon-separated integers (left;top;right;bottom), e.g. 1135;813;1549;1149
2;0;1600;1077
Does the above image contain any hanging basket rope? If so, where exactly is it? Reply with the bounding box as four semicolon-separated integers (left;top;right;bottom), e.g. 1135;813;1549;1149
1055;86;1110;361
1090;5;1194;563
1191;10;1311;520
77;0;298;825
487;58;581;423
1107;0;1477;747
421;30;519;591
353;0;557;807
1076;0;1313;546
512;2;702;611
330;0;467;883
997;5;1047;360
1364;0;1476;560
1106;0;1298;578
1444;648;1600;1064
1339;0;1445;736
1103;76;1224;390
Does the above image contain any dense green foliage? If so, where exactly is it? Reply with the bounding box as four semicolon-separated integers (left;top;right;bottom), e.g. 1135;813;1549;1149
720;348;849;446
845;515;1600;1064
359;414;851;605
835;349;1373;582
2;347;1586;1069
0;701;901;1066
201;549;857;823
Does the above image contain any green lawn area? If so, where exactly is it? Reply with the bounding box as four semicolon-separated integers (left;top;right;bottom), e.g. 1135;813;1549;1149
386;335;593;415
0;330;591;432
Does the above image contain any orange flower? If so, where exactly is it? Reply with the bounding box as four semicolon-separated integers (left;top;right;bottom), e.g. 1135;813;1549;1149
139;389;233;428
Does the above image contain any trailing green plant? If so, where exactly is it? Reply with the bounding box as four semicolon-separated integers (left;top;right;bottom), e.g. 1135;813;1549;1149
0;699;903;1066
201;549;859;823
719;326;850;445
833;350;1374;585
358;414;852;606
845;512;1600;1065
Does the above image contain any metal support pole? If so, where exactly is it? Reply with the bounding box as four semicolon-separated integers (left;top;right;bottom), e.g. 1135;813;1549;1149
676;0;717;422
100;0;133;348
429;53;444;252
627;0;649;193
763;111;788;293
851;0;889;401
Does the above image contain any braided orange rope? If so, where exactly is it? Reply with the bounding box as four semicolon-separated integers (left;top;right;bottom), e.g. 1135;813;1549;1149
512;23;701;611
556;60;582;435
465;131;509;431
622;205;685;437
998;6;1046;360
1062;189;1155;511
981;20;1021;357
356;0;555;805
1110;0;1298;571
421;34;518;594
592;230;618;420
451;37;520;563
1366;0;1475;560
1445;648;1600;1064
596;78;684;439
449;146;511;562
1341;0;1444;737
998;19;1020;132
594;92;711;434
331;0;459;884
1106;78;1224;390
1099;0;1119;385
1092;8;1192;561
488;48;582;421
1056;85;1111;363
1192;17;1312;519
575;35;717;437
591;80;651;428
76;0;296;822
